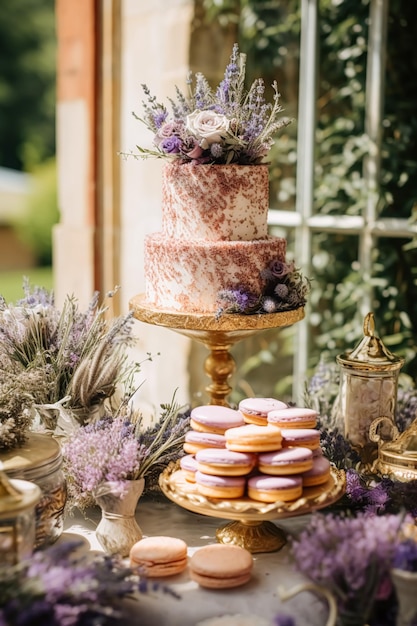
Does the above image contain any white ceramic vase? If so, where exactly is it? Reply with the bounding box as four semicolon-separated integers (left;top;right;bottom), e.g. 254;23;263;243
94;478;144;557
391;568;417;626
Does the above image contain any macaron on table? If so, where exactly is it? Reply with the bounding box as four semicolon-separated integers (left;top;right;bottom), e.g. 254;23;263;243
159;401;345;554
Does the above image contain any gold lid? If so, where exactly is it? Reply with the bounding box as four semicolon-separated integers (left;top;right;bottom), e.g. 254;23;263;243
336;312;405;372
0;469;41;516
0;432;61;474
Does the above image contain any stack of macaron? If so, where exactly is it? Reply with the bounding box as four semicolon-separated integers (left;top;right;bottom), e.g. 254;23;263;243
180;400;332;503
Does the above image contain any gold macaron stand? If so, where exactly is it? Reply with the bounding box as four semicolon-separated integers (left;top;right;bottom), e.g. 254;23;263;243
159;461;345;553
130;295;346;552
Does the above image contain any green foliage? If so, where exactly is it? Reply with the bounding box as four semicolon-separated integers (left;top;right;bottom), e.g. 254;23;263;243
204;0;417;390
14;158;58;266
0;0;56;170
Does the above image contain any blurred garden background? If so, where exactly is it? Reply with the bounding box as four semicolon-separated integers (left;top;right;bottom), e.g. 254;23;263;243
0;0;56;301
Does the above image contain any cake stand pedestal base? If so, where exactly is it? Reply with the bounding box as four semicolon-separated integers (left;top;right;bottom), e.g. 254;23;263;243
216;519;286;553
129;294;305;406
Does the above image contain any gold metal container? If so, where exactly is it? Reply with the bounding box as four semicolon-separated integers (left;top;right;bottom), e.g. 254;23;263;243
370;416;417;480
335;312;404;455
0;470;41;565
0;432;67;548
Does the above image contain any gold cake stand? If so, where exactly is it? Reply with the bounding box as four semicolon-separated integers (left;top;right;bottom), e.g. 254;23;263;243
159;462;346;553
129;294;304;406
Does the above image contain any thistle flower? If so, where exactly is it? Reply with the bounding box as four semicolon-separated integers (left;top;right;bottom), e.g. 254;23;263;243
216;259;310;317
128;43;292;166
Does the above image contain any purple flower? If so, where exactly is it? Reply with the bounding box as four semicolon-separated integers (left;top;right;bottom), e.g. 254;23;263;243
0;540;179;625
160;135;183;154
290;511;404;617
393;538;417;571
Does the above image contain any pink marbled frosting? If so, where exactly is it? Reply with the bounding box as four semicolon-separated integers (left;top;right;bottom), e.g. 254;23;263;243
161;162;269;241
144;162;287;313
144;234;286;313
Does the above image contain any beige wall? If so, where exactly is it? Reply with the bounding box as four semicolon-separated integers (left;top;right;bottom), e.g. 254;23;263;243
54;0;239;411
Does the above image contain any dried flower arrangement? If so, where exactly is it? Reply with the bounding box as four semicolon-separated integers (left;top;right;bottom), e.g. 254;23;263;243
216;259;310;317
0;282;144;439
0;540;179;626
129;43;292;166
62;392;190;512
289;511;414;626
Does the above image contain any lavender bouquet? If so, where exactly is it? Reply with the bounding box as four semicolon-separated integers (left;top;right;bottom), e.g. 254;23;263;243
0;282;143;438
289;511;408;625
129;43;292;166
0;540;178;626
62;393;190;511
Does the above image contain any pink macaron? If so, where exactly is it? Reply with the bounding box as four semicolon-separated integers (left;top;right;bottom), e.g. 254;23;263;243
302;455;331;487
179;454;199;482
267;407;318;429
195;471;246;499
247;474;303;503
190;405;245;435
183;430;226;454
238;397;288;425
195;448;257;476
280;428;321;450
258;446;313;475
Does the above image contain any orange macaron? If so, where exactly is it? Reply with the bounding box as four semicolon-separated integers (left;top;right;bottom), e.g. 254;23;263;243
129;536;188;577
225;423;283;453
189;544;253;589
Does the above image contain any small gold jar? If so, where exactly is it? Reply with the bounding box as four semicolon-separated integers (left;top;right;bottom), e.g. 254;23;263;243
0;470;41;565
335;312;404;455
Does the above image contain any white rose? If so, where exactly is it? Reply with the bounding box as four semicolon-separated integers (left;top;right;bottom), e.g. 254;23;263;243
186;110;230;149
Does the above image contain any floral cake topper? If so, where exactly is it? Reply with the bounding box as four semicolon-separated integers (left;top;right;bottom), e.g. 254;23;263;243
130;43;292;165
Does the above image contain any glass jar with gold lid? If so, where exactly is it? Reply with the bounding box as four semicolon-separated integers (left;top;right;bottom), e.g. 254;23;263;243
0;432;67;548
335;312;404;457
0;469;41;565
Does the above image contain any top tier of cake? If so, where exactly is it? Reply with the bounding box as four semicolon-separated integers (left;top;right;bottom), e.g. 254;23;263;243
161;162;270;241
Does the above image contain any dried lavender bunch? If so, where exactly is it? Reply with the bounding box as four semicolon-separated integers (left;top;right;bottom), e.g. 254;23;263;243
62;392;190;513
0;283;142;430
0;371;34;449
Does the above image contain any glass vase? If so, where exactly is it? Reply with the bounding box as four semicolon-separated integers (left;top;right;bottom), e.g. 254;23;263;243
94;478;144;557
